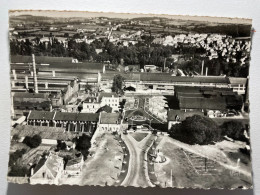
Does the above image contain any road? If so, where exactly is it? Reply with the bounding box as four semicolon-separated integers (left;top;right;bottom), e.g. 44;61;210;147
121;133;154;187
124;96;163;125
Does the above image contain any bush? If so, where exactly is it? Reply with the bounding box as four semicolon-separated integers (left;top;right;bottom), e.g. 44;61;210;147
8;165;30;177
221;121;245;141
23;135;42;148
9;149;27;166
169;115;221;145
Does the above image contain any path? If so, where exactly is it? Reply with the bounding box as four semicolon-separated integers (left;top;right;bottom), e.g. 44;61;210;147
121;132;154;187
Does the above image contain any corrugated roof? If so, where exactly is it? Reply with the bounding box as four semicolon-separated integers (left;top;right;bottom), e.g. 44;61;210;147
11;55;73;64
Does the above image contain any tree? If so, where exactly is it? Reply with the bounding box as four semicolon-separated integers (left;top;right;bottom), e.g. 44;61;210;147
23;135;42;148
169;115;221;145
57;140;67;151
112;74;124;94
75;134;91;159
221;121;245;140
8;165;30;177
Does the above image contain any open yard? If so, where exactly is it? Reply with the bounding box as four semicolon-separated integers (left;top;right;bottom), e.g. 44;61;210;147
152;136;252;189
59;130;127;186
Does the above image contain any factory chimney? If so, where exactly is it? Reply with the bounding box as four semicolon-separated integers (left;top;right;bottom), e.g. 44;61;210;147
25;76;28;89
32;54;38;93
201;60;204;76
163;58;166;72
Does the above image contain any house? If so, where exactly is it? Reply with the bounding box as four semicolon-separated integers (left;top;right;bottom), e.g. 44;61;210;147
81;96;101;113
64;154;84;176
100;92;119;112
99;113;121;132
30;152;64;185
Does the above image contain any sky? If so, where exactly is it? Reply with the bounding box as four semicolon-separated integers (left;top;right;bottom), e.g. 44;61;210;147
9;10;252;25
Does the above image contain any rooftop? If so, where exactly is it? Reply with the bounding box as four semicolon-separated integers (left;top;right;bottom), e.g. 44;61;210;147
168;109;204;122
39;62;104;73
100;113;121;124
99;92;119;98
228;77;248;85
96;105;112;113
31;152;63;179
11;55;73;64
54;112;99;122
13;92;49;99
28;111;55;121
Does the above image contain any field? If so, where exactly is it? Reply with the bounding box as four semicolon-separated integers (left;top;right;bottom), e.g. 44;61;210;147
153;136;252;188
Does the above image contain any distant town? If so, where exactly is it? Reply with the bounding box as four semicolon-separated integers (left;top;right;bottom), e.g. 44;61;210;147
8;11;252;189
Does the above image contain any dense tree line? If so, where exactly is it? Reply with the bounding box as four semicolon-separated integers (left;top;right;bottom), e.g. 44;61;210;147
169;115;247;145
10;35;249;77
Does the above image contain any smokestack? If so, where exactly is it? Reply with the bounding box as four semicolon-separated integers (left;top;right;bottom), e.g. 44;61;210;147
12;69;17;80
25;76;28;89
163;58;166;72
32;54;38;93
201;60;204;76
205;67;208;76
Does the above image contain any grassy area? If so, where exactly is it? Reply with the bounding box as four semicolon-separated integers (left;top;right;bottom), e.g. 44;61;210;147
129;132;148;142
153;136;252;189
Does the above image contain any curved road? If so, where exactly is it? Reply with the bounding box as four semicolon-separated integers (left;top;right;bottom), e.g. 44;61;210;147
121;133;155;187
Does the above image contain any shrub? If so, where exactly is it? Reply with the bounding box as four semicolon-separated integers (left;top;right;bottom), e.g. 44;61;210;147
169;115;221;145
9;149;27;166
8;165;30;177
